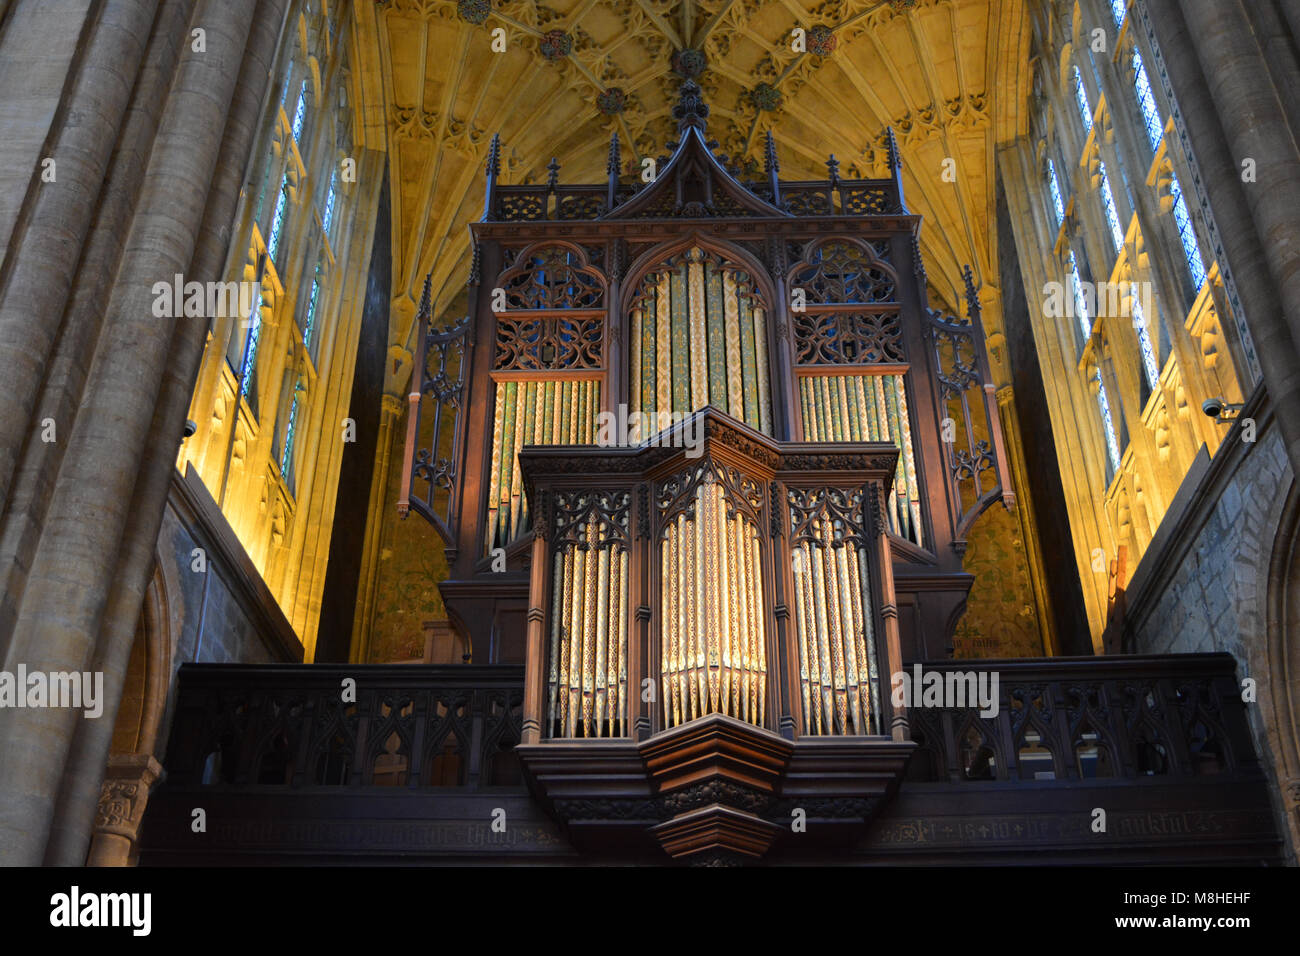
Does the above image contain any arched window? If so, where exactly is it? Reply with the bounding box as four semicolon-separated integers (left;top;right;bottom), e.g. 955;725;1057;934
1046;158;1121;475
279;378;302;486
1131;50;1163;152
265;173;290;264
1072;65;1093;133
1070;64;1159;390
290;78;309;141
1111;5;1208;291
321;169;338;238
1072;67;1124;255
238;302;264;401
1168;166;1207;291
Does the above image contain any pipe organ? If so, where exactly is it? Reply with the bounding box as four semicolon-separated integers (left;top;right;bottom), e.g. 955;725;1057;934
400;80;1011;862
630;246;772;434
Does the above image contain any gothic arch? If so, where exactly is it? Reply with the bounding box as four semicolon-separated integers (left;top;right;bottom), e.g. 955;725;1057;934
785;235;901;300
619;234;779;437
619;233;775;318
1262;477;1300;858
87;560;173;866
494;240;608;312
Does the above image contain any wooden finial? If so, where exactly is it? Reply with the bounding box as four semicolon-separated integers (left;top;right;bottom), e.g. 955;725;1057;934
607;132;621;210
886;127;906;212
963;264;981;322
765;129;782;207
483;133;502;220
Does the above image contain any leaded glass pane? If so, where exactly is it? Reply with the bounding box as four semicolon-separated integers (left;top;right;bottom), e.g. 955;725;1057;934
1170;174;1207;291
1130;291;1160;388
1099;162;1125;253
1047;159;1066;226
1073;67;1093;132
1132;51;1163;153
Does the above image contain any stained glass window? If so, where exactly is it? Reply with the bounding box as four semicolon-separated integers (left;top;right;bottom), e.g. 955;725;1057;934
1128;50;1207;291
1130;288;1160;388
302;272;321;349
291;80;308;142
1073;67;1126;255
1109;0;1127;27
1047;159;1066;226
1070;251;1121;473
1099;162;1125;253
280;390;300;478
1131;51;1163;153
1169;171;1207;291
1095;371;1122;473
266;174;289;263
322;171;337;237
239;302;262;398
1068;251;1091;343
1073;67;1093;132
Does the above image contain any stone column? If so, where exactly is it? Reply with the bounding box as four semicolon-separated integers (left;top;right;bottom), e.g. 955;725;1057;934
0;0;161;646
0;0;258;866
41;0;290;867
0;0;194;651
0;0;158;495
351;392;406;663
1154;0;1300;482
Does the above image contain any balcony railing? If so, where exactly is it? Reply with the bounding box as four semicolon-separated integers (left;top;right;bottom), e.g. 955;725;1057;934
160;663;525;791
140;652;1280;864
901;654;1259;783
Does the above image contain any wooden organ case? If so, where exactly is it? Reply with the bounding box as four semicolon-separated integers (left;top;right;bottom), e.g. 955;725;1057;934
400;82;1014;862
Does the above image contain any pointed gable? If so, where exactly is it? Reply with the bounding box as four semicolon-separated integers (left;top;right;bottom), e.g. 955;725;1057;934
605;81;788;221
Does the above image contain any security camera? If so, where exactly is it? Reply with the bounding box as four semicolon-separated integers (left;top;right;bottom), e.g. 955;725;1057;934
1202;397;1243;424
182;419;198;439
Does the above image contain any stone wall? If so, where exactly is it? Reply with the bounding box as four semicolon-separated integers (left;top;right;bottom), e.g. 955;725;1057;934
1129;425;1287;661
1125;404;1298;860
159;465;303;672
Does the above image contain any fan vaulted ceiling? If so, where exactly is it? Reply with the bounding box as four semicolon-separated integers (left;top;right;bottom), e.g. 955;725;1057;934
350;0;1030;383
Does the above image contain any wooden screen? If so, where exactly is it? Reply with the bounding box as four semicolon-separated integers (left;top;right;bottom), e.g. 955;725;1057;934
486;244;606;553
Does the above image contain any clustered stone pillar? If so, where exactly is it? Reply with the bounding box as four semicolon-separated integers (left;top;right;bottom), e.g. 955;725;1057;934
0;0;267;866
350;391;406;664
46;0;292;867
0;0;165;640
1146;0;1300;482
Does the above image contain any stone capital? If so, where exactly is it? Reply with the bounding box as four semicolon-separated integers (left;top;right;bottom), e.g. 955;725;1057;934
94;753;164;841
